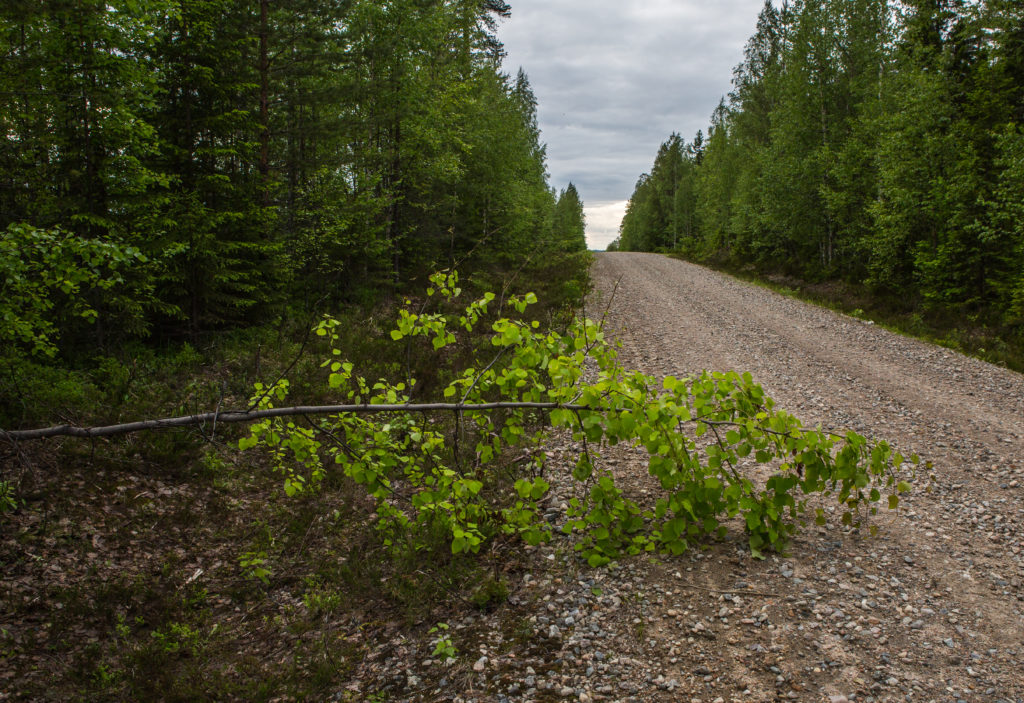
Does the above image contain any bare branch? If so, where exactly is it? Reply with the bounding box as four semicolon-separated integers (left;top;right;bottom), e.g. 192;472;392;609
0;402;591;442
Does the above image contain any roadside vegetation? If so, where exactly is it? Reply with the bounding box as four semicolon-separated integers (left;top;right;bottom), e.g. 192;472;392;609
0;272;583;701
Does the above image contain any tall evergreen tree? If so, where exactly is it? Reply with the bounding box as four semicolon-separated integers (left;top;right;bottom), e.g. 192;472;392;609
552;183;587;252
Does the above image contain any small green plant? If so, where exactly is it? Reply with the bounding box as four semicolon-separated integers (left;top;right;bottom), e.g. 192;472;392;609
0;627;12;658
239;551;271;585
428;622;456;662
150;622;204;656
92;663;118;687
198;447;227;476
507;617;534;645
302;577;342;615
183;585;208;610
114;613;131;640
0;481;18;514
471;575;509;610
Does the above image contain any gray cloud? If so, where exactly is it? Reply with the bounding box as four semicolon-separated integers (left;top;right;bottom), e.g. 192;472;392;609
498;0;768;247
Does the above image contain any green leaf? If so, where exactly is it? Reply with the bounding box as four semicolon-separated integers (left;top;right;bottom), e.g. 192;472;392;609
531;479;550;500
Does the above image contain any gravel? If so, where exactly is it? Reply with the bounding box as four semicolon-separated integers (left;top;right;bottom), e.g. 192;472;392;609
344;253;1024;702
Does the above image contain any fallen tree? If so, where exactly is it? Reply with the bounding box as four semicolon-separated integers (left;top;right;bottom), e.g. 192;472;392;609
0;402;589;442
3;272;918;563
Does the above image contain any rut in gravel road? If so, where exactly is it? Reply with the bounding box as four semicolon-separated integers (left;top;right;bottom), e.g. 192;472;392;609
585;252;1024;702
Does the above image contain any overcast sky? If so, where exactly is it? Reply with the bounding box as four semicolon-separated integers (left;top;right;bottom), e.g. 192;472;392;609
498;1;769;249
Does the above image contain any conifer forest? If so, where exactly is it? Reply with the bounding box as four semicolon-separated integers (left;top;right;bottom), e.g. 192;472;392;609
0;0;587;393
615;0;1024;359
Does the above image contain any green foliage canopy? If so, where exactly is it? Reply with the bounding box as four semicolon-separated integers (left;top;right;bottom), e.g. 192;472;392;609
0;224;143;357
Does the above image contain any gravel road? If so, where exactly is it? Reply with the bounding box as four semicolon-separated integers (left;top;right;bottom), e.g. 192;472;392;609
582;253;1024;702
377;253;1024;703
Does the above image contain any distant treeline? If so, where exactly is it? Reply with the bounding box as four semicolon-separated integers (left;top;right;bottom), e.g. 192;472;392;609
0;0;587;355
614;0;1023;332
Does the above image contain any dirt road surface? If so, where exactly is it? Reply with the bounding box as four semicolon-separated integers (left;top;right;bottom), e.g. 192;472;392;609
565;252;1024;703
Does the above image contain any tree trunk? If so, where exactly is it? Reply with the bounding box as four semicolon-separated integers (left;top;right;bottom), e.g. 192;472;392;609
259;0;270;207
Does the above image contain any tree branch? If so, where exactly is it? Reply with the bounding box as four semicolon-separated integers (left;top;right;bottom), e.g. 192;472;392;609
0;402;591;442
1;401;828;446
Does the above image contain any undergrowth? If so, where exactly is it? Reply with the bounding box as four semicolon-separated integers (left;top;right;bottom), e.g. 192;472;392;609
0;267;586;701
